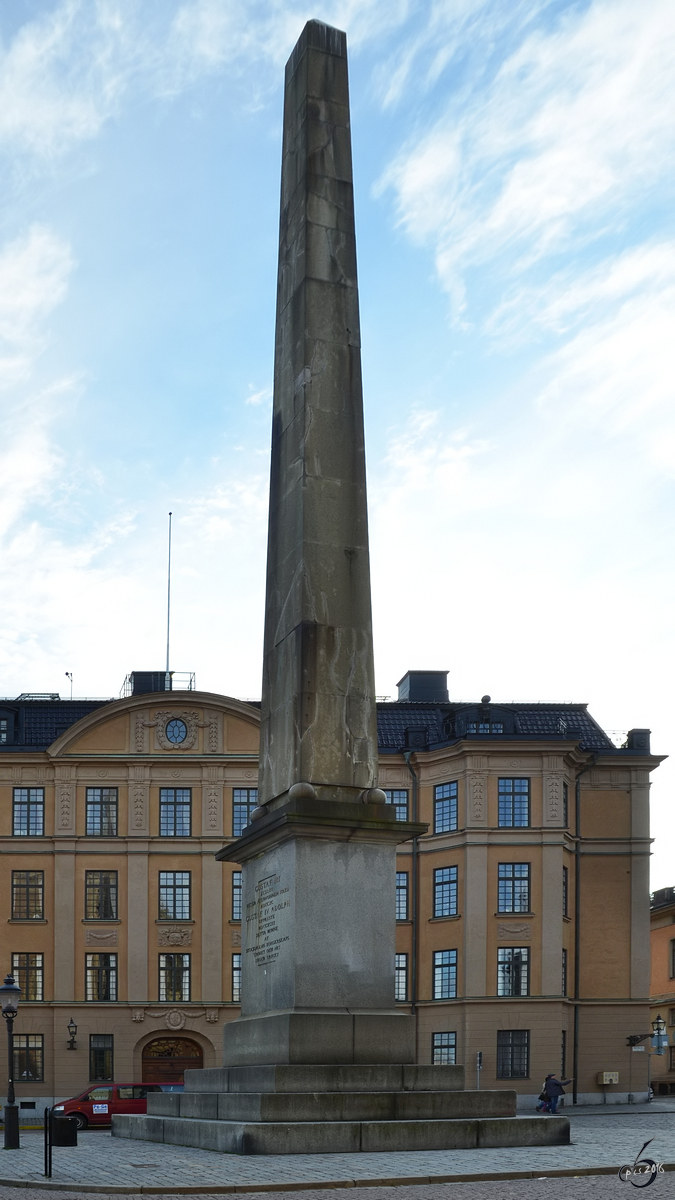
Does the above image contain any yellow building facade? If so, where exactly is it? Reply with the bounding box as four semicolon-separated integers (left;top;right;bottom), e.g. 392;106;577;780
649;888;675;1094
0;674;659;1116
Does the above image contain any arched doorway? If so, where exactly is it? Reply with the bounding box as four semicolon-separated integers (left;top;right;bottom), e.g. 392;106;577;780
142;1037;203;1084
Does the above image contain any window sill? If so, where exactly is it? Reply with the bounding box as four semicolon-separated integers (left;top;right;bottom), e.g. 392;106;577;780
155;919;194;925
7;918;47;923
82;919;121;924
429;915;461;922
494;912;535;917
563;915;572;922
396;920;412;925
229;920;241;926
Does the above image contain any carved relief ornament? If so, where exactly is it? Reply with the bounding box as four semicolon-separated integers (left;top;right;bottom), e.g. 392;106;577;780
158;925;192;947
154;710;199;751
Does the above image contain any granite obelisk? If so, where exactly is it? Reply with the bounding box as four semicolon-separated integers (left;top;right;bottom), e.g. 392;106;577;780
216;19;425;1066
113;20;570;1152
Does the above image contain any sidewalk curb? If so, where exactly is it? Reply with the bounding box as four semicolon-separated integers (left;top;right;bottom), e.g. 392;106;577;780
0;1164;672;1194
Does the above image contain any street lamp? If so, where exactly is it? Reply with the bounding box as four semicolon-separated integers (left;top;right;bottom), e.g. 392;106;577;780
67;1019;77;1051
652;1014;667;1039
0;973;21;1150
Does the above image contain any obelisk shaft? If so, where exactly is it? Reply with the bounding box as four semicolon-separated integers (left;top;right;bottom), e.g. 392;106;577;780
259;20;378;807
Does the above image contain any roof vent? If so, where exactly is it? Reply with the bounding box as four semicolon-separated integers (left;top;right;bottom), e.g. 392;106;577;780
397;671;449;703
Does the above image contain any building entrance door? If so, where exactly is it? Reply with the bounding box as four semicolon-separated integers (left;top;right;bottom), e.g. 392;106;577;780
141;1037;203;1083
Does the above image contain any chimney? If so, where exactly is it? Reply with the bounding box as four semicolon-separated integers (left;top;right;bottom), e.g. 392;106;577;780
397;671;449;703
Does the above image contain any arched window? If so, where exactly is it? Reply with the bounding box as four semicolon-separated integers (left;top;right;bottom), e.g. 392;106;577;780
141;1037;203;1083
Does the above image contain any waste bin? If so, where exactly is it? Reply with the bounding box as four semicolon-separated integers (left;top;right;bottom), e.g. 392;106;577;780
52;1116;78;1146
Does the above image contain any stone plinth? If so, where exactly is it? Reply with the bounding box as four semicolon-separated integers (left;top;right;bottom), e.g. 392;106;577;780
112;1064;570;1154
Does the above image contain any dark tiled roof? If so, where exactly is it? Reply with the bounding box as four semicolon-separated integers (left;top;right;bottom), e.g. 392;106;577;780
376;701;614;753
377;704;445;749
0;700;112;750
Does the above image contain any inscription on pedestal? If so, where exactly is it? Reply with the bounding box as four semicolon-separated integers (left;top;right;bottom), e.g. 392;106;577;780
246;873;291;967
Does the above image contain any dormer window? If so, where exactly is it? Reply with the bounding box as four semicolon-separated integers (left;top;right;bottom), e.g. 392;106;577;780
467;722;504;734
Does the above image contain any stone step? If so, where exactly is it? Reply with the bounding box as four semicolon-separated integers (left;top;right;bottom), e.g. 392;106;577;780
148;1088;515;1123
184;1063;465;1093
113;1113;569;1154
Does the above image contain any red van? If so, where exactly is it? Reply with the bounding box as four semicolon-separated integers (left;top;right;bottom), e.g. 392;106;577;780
52;1082;183;1129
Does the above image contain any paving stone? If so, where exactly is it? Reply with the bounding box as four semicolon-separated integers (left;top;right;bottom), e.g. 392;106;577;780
0;1109;673;1192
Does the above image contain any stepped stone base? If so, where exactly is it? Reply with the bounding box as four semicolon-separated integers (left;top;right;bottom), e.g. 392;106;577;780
112;1064;570;1155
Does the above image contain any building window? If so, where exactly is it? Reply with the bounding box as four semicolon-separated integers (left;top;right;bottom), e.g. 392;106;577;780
467;723;503;734
85;871;118;921
86;953;117;1001
432;1032;457;1064
159;872;191;921
233;789;258;837
395;953;408;1001
671;940;675;980
159;789;191;837
434;866;458;917
159;953;190;1002
563;866;569;917
433;949;457;1000
561;1029;567;1079
497;947;529;996
498;863;530;913
13;1034;43;1082
86;788;118;836
384;790;408;821
562;948;568;996
0;718;8;744
12;871;44;919
669;1009;675;1027
396;872;409;921
232;953;241;1002
13;788;44;837
232;871;242;921
497;1030;529;1078
562;782;569;827
90;1034;114;1081
12;953;43;1001
498;779;530;827
670;1046;675;1073
434;782;458;834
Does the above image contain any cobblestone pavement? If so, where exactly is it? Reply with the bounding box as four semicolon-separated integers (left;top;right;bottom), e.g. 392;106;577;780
0;1112;674;1193
1;1177;675;1200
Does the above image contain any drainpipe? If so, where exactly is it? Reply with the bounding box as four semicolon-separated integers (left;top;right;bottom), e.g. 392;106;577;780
404;751;420;1063
572;754;597;1105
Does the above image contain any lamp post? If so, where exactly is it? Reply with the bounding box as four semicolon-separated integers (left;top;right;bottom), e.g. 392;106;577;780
66;1019;77;1051
0;973;21;1149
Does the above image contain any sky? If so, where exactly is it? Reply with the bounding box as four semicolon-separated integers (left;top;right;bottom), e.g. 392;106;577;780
1;0;674;886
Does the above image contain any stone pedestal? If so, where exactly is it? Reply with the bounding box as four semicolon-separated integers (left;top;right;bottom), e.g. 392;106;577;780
113;1063;570;1154
217;792;423;1066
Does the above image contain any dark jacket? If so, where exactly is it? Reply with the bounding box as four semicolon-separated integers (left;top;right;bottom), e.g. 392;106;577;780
544;1077;571;1097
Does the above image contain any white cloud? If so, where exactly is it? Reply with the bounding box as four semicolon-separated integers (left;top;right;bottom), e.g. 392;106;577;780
382;0;675;308
245;384;272;407
0;225;74;385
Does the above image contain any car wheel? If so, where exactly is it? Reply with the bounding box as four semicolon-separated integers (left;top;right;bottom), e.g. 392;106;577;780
72;1113;88;1130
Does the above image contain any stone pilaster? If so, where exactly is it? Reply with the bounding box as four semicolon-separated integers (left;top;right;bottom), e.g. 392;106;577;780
128;765;149;836
630;767;651;999
127;847;149;1002
465;757;488;827
201;765;223;836
54;765;76;834
540;843;563;994
53;848;75;1000
201;849;224;1002
542;756;565;827
463;840;487;996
